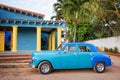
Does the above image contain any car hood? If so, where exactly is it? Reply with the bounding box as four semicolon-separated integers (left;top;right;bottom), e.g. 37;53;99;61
32;50;60;57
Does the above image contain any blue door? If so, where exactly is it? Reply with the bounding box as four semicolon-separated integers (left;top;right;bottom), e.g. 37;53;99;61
77;45;93;68
60;44;78;69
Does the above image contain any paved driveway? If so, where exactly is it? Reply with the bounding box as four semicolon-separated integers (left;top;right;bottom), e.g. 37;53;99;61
0;56;120;80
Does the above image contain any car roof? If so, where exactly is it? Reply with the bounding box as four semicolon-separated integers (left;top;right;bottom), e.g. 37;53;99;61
63;42;98;52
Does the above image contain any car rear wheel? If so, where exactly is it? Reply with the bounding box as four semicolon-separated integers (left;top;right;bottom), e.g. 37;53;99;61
93;62;106;73
38;61;52;74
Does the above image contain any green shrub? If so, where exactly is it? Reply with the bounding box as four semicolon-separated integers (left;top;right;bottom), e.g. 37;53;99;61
113;47;119;54
108;47;119;54
104;47;119;54
109;48;114;53
104;47;109;52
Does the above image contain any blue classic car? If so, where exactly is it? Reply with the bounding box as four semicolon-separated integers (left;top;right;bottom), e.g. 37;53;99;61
29;42;112;74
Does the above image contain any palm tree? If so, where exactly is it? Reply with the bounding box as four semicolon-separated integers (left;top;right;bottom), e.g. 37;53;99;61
52;0;91;41
51;0;64;20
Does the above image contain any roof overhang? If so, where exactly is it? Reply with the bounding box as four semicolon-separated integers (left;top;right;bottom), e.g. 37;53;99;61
0;18;66;28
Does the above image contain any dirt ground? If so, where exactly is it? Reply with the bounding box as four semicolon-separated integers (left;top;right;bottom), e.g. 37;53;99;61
0;56;120;80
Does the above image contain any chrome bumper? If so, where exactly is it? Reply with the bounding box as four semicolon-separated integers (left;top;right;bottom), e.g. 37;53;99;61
29;61;35;68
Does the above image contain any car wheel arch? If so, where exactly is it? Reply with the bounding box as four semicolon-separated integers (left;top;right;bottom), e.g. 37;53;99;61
91;58;107;67
37;60;53;69
91;55;110;67
93;61;106;67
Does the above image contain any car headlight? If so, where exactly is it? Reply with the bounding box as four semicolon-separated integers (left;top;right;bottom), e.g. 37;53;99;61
32;57;37;60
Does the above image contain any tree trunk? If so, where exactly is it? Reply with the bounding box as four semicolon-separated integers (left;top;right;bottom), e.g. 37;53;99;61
73;24;76;42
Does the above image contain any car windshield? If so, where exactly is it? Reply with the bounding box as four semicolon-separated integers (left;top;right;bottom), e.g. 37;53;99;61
56;43;65;50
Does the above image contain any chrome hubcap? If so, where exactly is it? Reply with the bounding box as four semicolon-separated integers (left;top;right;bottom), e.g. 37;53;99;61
97;63;104;72
41;64;50;73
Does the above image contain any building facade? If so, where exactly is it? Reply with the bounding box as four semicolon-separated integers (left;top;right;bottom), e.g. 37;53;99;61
0;4;66;52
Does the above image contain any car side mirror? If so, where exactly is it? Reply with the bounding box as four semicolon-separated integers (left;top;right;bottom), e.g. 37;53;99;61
63;51;67;53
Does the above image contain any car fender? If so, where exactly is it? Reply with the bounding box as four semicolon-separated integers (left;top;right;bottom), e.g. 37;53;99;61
91;55;111;67
34;55;61;69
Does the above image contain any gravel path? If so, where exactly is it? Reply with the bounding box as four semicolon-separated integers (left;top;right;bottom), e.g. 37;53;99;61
0;56;120;80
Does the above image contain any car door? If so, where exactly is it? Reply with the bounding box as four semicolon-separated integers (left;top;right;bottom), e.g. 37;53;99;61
60;44;78;69
77;45;93;68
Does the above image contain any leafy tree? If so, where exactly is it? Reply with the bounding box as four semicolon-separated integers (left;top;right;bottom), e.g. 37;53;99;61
51;0;64;20
96;0;120;36
52;0;120;42
99;0;120;17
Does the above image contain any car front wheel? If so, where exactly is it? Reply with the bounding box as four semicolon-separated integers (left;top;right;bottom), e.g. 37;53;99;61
38;61;52;74
93;62;106;73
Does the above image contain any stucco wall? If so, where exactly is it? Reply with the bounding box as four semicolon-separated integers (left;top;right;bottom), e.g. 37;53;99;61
18;27;36;50
85;36;120;52
17;27;49;50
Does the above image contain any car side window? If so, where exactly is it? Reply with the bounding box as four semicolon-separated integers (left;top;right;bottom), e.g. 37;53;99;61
78;46;91;52
64;46;75;52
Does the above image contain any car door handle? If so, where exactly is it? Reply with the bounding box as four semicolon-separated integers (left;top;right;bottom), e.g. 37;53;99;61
90;53;93;56
74;52;77;55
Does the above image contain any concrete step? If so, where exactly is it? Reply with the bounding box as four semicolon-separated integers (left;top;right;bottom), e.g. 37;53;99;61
0;54;31;68
0;63;29;68
0;57;31;60
0;60;31;63
0;54;31;57
0;54;31;63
